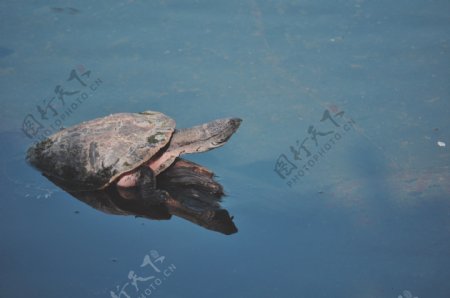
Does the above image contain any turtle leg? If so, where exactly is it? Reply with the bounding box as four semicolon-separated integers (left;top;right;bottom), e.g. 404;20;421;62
137;166;169;203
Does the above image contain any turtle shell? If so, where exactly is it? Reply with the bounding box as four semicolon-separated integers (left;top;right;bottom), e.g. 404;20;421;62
26;111;176;190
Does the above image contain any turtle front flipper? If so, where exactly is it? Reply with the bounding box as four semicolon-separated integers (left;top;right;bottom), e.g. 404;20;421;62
137;166;169;203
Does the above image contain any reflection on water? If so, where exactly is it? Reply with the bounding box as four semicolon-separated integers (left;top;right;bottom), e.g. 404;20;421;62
44;158;238;235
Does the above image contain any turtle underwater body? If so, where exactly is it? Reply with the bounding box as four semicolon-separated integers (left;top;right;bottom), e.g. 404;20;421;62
26;111;242;200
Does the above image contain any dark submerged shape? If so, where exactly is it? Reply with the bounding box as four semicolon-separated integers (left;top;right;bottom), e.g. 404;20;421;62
46;158;238;235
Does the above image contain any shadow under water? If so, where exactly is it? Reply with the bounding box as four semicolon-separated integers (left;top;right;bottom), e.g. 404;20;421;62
43;158;238;235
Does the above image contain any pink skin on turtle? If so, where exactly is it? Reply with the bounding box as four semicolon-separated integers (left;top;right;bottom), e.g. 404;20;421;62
115;164;152;187
116;152;172;187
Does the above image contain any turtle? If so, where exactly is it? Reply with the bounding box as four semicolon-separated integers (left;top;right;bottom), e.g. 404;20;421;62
26;111;242;202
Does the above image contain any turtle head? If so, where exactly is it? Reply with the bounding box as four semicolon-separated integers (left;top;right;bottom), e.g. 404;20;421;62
206;117;242;148
170;117;242;153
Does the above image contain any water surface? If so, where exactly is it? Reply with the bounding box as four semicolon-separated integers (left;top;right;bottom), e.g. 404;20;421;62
1;1;449;297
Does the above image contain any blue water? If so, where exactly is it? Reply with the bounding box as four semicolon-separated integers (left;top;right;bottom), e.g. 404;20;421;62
1;1;450;297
